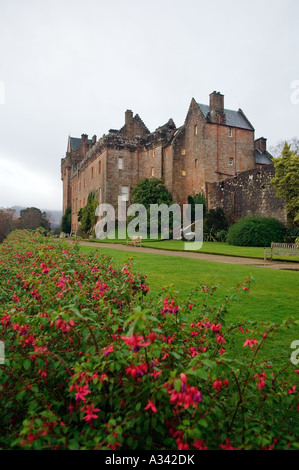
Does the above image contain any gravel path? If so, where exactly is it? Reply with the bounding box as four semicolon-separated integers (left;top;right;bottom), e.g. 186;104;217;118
75;240;299;271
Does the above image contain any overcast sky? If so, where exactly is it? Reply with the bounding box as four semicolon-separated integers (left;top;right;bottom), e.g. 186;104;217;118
0;0;298;211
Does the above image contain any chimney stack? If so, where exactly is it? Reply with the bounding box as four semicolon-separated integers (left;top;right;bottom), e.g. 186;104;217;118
209;91;226;124
255;137;267;154
125;110;134;137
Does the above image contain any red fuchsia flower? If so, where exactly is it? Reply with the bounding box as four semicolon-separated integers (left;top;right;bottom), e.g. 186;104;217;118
211;323;221;332
140;283;150;294
81;404;101;422
126;362;148;379
220;438;237;450
223;379;229;387
193;439;209;450
121;334;150;352
144;399;157;413
100;373;108;382
219;348;226;355
161;297;179;315
1;314;12;327
294;370;299;375
216;335;226;344
288;385;296;394
176;438;189;450
73;384;91;402
38;369;47;378
243;337;259;348
255;371;266;391
102;344;114;357
165;376;202;410
12;294;20;303
212;379;223;391
91;281;110;299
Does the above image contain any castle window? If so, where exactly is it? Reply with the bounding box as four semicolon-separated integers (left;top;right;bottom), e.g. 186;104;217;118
99;187;102;203
84;179;86;188
118;157;123;170
195;159;198;168
182;170;186;176
229;158;234;166
194;124;198;135
151;167;155;177
79;182;81;191
120;186;129;202
228;128;233;137
91;167;94;178
181;149;186;155
99;161;101;174
153;150;155;158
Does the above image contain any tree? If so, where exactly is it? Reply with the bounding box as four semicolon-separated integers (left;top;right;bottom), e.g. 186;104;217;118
61;208;71;234
269;137;299;159
271;142;299;225
130;178;173;236
0;208;16;243
131;178;173;207
78;191;98;235
17;207;50;231
187;193;206;222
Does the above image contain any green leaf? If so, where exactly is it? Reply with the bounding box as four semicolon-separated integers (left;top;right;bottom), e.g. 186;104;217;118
23;359;31;370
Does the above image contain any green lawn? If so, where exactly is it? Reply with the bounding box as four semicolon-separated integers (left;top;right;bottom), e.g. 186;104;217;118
84;237;299;262
80;244;299;366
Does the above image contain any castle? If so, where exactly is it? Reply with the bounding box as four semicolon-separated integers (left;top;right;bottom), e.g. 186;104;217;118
61;91;285;233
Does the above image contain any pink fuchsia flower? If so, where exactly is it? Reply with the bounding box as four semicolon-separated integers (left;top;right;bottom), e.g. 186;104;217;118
102;344;114;357
243;337;259;348
74;384;91;402
121;334;150;352
216;335;226;344
144;399;157;413
288;385;296;394
255;371;266;391
81;404;101;422
220;438;237;450
193;439;208;450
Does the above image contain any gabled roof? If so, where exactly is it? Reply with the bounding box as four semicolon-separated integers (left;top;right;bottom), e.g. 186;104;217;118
254;149;273;165
197;103;254;131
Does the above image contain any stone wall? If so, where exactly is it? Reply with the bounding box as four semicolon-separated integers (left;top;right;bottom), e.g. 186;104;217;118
206;163;287;224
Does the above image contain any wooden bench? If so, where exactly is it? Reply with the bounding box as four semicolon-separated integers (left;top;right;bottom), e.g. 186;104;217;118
264;243;299;261
126;236;142;247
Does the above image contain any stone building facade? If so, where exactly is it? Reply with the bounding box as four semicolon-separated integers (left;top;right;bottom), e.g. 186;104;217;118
61;91;277;233
206;164;287;224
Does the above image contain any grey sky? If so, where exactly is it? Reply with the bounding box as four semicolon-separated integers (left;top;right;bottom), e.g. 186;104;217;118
0;0;298;210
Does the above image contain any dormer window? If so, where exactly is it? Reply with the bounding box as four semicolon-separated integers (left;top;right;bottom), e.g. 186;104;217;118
118;157;123;170
194;124;198;135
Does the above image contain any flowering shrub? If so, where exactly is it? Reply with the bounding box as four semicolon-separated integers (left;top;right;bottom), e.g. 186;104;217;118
0;230;298;450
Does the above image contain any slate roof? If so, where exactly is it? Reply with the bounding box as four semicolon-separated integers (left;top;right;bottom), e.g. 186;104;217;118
254;149;273;165
197;103;254;131
69;137;93;151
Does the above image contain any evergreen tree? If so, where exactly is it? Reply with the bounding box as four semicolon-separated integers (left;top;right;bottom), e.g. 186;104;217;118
271;142;299;224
